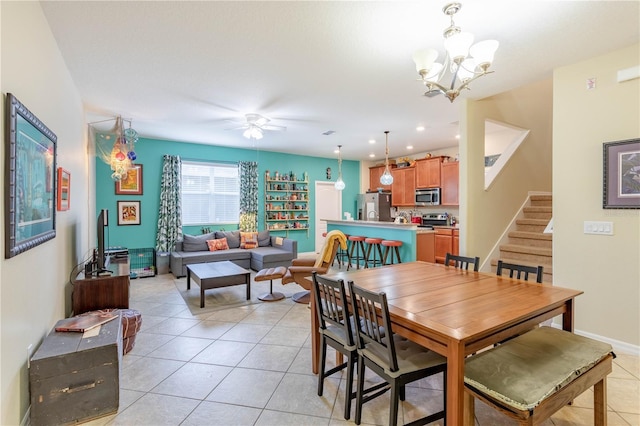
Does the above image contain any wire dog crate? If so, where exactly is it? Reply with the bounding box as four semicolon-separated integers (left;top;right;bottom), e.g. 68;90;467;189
129;248;156;279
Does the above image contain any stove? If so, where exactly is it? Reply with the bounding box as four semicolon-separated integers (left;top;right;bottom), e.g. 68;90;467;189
420;213;449;228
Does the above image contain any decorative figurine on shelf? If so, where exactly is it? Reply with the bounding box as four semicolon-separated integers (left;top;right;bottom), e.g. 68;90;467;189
303;171;308;182
265;170;270;180
326;167;331;179
275;171;279;180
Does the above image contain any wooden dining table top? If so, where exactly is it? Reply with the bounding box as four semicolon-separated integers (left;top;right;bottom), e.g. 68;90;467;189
324;261;584;425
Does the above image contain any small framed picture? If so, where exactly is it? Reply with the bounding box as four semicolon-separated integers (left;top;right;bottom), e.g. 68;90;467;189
117;200;141;225
115;164;143;195
57;168;71;211
603;138;640;209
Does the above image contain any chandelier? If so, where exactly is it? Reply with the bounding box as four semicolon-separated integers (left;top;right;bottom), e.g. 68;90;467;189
412;2;499;102
243;125;263;140
91;116;138;181
380;131;393;185
334;145;345;191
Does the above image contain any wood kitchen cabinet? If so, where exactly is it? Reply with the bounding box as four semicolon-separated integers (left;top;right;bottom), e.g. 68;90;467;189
434;227;459;264
416;232;435;263
369;165;395;192
441;161;459;205
415;157;444;189
390;167;416;206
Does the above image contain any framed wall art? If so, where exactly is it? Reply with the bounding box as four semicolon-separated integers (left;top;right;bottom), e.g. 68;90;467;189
117;200;141;225
603;138;640;209
57;168;70;211
115;164;143;195
5;93;57;258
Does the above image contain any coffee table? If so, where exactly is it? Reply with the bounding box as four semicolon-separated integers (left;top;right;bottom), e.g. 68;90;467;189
186;261;251;308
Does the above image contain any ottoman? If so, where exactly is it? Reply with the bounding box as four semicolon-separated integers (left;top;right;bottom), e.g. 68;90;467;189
255;266;286;301
79;308;142;354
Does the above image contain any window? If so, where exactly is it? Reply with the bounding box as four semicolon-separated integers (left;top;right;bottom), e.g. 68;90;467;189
181;161;239;225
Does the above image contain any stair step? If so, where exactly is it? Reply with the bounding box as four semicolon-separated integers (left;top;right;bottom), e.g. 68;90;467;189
499;244;552;264
530;194;552;207
515;218;549;232
508;231;552;248
522;206;553;220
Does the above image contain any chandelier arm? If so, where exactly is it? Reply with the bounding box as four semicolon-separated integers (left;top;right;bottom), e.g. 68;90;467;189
423;81;449;96
455;69;495;93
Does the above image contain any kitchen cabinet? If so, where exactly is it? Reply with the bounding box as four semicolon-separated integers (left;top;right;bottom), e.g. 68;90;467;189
390;167;416;207
415;157;444;189
416;232;435;263
441;161;459;206
369;165;395;192
434;227;459;264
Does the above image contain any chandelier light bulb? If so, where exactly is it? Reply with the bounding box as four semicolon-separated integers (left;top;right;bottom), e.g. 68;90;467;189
335;145;345;191
380;131;394;186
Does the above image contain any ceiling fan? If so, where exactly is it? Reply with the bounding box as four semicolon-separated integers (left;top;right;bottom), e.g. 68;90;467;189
226;113;287;140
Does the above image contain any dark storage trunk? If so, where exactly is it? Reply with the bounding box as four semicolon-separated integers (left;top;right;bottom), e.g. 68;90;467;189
30;313;122;425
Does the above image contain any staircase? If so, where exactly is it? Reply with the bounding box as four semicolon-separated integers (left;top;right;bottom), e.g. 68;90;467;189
491;194;553;283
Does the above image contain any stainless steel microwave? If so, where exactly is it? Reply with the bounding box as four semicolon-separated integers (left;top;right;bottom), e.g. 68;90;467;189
415;188;441;206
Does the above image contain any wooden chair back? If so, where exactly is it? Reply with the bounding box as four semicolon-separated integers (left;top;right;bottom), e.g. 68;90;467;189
445;253;480;271
496;260;544;283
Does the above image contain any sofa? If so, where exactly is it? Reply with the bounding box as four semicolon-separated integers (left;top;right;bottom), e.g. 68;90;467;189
170;230;297;278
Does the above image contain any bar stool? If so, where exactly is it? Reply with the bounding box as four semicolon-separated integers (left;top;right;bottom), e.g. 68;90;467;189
336;233;350;269
364;237;384;268
381;240;403;265
347;235;366;270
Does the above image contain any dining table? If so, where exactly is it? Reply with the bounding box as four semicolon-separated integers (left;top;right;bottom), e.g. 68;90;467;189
320;261;583;426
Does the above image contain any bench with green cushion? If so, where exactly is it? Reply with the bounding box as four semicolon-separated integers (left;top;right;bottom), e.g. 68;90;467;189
464;326;615;426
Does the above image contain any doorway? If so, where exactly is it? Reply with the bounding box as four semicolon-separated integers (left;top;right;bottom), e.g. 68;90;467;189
314;182;342;253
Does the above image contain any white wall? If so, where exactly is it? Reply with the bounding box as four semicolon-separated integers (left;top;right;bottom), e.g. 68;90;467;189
1;2;91;424
553;44;640;349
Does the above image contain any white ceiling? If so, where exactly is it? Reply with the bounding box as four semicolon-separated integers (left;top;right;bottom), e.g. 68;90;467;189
40;1;639;161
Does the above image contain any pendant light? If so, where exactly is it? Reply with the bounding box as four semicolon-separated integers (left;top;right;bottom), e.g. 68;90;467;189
380;131;394;185
335;145;345;190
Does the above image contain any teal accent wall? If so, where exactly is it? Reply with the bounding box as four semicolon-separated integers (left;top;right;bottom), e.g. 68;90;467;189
96;138;361;253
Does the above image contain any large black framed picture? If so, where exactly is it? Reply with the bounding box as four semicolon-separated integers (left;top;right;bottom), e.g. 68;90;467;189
4;93;57;258
603;138;640;209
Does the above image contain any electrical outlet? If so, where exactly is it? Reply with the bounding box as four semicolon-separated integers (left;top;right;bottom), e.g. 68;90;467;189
583;221;614;235
27;344;33;368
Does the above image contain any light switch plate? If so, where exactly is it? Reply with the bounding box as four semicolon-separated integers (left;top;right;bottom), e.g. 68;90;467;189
584;221;614;235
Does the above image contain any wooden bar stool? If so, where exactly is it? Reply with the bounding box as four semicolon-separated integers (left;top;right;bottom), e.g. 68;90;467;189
364;237;384;268
381;240;403;265
347;235;366;270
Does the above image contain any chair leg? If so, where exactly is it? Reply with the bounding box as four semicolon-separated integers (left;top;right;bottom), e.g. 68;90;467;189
364;244;372;269
594;378;607;426
394;246;402;264
317;337;327;397
347;241;354;271
354;356;366;425
382;246;390;265
344;352;356;420
389;381;400;426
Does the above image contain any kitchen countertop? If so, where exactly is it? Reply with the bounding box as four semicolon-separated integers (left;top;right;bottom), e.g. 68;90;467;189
323;219;419;230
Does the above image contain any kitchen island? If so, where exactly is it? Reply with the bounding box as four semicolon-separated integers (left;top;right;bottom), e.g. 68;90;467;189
324;219;435;263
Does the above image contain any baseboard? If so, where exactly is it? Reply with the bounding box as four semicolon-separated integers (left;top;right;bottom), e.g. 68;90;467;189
551;322;639;355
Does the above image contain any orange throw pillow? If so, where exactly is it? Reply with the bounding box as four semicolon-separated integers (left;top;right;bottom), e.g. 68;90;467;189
207;237;229;251
240;232;258;249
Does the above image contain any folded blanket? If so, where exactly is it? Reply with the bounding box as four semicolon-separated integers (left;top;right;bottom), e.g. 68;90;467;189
315;230;347;267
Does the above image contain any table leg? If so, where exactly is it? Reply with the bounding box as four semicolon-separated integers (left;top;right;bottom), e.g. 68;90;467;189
245;273;250;300
446;341;465;426
187;269;191;290
563;298;574;332
200;281;205;308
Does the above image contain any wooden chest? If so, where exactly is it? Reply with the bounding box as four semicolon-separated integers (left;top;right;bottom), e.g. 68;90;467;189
30;313;122;425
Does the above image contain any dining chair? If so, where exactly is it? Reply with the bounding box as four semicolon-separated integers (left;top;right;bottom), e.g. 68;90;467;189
311;272;357;420
347;280;447;426
445;253;480;271
496;260;544;283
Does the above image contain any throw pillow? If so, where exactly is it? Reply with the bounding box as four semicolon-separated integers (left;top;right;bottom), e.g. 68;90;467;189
215;231;241;249
183;232;216;252
257;230;271;247
274;236;284;246
240;232;258;249
207;237;229;251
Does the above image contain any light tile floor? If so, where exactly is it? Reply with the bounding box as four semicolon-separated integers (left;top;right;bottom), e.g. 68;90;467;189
87;272;639;426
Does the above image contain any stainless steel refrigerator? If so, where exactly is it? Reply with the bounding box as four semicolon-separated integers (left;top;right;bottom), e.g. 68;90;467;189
356;192;392;222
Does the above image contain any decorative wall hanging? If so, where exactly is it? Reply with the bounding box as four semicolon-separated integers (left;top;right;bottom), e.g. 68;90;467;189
603;138;640;209
5;93;57;258
57;168;70;211
117;200;141;225
115;164;143;195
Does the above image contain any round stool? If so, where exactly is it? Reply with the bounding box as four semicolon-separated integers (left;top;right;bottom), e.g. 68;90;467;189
347;235;366;270
364;237;384;268
255;266;286;302
381;240;403;265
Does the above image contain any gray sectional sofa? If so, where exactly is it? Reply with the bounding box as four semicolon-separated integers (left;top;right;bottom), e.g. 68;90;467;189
170;230;297;278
